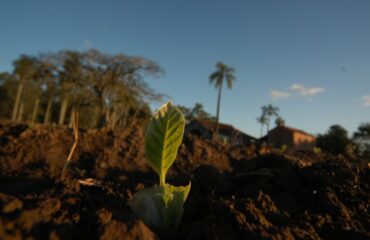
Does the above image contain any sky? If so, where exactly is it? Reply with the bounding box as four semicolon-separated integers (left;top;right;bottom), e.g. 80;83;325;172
0;0;369;137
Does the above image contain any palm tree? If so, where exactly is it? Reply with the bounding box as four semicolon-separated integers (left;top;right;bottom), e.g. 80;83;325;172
209;62;236;137
261;104;280;133
257;114;269;137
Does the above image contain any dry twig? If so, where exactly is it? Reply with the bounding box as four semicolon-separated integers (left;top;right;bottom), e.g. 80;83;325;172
61;111;79;180
77;178;103;187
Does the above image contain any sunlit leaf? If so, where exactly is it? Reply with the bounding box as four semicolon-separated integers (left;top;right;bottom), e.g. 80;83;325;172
145;101;185;186
129;101;190;235
163;182;191;229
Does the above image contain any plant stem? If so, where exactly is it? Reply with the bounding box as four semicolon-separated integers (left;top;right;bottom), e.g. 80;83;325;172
160;172;166;187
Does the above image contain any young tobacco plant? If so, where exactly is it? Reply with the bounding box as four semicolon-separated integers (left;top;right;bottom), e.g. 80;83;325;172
128;102;191;234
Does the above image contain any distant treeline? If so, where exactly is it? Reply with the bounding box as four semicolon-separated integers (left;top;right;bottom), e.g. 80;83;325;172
0;49;165;129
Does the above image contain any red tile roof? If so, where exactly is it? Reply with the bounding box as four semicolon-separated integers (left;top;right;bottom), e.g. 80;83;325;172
193;119;256;139
196;119;234;132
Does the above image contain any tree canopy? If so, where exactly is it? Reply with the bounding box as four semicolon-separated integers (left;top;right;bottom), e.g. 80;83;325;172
0;49;164;129
317;125;352;155
353;122;370;138
177;102;214;123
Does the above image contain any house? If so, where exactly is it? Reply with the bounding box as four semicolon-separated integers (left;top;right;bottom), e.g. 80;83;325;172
185;119;256;146
267;123;316;151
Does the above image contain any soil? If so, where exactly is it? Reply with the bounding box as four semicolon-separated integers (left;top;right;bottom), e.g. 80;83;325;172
0;121;369;240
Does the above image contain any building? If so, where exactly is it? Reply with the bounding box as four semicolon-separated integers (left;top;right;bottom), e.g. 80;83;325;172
185;119;256;146
267;123;316;151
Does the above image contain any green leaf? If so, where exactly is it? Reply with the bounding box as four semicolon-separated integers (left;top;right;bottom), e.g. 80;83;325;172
128;182;191;233
129;101;190;235
163;182;191;230
128;186;166;230
145;101;185;186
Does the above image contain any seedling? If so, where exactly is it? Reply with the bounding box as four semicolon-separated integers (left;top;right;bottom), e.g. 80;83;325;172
128;102;191;235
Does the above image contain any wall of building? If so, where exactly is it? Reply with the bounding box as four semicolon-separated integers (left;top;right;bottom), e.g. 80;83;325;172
267;128;294;148
293;132;316;151
185;122;212;139
186;120;255;146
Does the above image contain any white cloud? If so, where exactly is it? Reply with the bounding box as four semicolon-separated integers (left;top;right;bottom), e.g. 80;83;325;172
270;90;290;100
362;95;370;106
268;83;325;102
291;83;325;97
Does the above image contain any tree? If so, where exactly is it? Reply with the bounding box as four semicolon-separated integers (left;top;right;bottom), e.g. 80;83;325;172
275;116;285;127
317;125;352;155
83;49;163;128
353;122;370;137
11;55;38;121
177;105;192;122
209;62;236;137
353;122;370;155
191;102;213;119
177;102;214;123
57;51;86;125
29;57;57;123
1;49;164;129
0;72;14;118
261;104;279;132
256;114;268;137
39;59;58;125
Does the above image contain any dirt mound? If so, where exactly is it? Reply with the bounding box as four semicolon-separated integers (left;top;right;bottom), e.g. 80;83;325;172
0;122;369;239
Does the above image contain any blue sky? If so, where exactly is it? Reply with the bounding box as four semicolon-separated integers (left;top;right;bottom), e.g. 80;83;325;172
0;0;369;137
